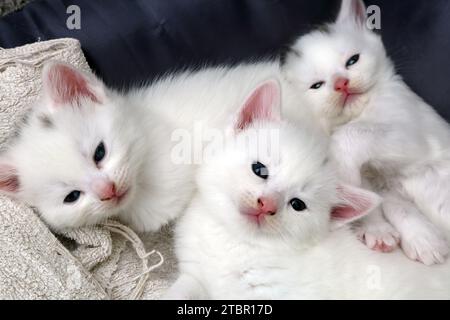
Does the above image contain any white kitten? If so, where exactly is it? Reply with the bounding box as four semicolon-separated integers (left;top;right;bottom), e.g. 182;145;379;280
283;0;450;265
0;62;188;232
167;80;450;300
0;61;299;232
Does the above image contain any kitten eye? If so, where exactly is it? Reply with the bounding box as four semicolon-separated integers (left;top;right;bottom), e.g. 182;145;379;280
64;190;81;204
290;198;307;212
310;81;325;90
251;162;269;180
93;142;106;164
346;54;360;68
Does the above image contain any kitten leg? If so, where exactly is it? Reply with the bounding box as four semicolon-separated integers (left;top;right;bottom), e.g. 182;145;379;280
382;193;449;265
330;123;381;186
354;178;400;252
163;274;207;300
401;164;450;232
355;207;400;253
331;122;423;187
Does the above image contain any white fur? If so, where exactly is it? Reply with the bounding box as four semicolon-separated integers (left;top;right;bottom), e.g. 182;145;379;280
283;0;450;264
168;92;450;299
0;61;306;232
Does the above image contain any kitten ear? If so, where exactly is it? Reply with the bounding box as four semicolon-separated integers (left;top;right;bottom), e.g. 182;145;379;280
0;163;20;195
336;0;367;28
42;62;105;108
234;79;281;132
330;184;381;229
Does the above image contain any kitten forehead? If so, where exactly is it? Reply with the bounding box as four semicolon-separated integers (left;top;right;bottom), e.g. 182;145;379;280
9;98;123;188
19;131;88;179
285;26;384;94
294;31;359;65
242;121;330;186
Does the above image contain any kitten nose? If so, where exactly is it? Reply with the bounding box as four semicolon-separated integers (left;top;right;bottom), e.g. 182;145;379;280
334;77;350;93
92;179;116;201
257;197;278;216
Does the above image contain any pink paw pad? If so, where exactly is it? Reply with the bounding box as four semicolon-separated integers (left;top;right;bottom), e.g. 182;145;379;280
372;240;397;253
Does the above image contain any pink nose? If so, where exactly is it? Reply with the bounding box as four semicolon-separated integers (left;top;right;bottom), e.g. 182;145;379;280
92;179;116;201
257;197;278;216
334;77;350;93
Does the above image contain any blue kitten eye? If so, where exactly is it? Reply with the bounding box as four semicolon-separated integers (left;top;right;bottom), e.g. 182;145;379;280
93;142;106;164
310;81;325;90
346;54;360;68
290;198;307;212
252;162;268;180
64;190;81;204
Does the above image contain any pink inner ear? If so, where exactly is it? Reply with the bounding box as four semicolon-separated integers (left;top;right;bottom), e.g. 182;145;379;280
236;81;281;131
352;0;366;26
331;205;363;220
331;186;372;221
47;64;100;105
337;0;366;27
0;164;19;193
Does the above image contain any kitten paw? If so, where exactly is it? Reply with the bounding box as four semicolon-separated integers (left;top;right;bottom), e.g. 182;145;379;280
357;222;400;253
401;228;449;266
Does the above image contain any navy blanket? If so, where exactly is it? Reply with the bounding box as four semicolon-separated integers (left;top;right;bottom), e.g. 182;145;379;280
0;0;449;120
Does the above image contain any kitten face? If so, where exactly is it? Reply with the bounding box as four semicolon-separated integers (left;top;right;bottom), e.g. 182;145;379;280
200;122;336;247
283;0;389;126
197;80;380;248
0;63;145;230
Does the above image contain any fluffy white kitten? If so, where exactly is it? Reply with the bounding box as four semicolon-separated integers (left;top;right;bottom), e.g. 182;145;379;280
167;80;450;300
283;0;450;265
0;61;301;232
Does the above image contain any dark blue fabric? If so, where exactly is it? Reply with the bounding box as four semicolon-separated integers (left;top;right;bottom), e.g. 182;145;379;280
0;0;449;121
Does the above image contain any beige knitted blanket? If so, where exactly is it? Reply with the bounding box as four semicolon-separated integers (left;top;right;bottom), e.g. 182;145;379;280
0;38;177;300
